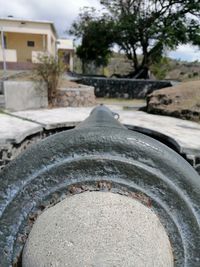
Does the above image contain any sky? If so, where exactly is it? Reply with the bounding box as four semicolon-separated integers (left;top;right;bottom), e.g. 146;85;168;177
0;0;199;62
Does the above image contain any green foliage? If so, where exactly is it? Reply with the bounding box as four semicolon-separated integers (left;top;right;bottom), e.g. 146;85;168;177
76;19;114;67
69;0;200;78
193;72;199;77
150;57;171;80
70;9;115;73
35;54;64;105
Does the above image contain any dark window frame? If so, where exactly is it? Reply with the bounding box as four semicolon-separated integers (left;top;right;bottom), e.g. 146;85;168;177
27;41;35;47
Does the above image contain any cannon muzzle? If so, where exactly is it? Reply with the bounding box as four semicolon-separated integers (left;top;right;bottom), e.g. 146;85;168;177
0;105;199;267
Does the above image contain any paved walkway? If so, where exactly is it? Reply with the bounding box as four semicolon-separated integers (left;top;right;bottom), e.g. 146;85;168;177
1;105;200;165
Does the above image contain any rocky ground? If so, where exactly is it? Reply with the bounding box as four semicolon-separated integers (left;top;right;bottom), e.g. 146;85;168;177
146;80;200;122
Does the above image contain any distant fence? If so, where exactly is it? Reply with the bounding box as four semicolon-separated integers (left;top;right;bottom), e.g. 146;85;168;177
78;77;172;98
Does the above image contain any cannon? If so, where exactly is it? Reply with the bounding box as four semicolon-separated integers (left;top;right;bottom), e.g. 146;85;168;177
0;105;200;266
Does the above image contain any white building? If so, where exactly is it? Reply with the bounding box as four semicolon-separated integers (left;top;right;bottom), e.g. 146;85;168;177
0;17;74;71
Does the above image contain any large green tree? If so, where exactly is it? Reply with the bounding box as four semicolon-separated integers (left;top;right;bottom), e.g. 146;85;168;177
70;10;115;73
70;0;200;78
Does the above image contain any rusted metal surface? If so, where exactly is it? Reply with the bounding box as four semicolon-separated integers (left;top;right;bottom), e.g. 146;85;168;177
0;105;200;266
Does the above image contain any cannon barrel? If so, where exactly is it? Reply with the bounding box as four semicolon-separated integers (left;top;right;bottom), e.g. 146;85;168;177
0;105;200;266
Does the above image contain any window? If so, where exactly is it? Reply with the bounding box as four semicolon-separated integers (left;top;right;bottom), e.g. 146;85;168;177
27;41;35;47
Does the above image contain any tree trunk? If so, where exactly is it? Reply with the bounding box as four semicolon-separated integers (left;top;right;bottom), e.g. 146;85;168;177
82;61;86;74
128;66;150;79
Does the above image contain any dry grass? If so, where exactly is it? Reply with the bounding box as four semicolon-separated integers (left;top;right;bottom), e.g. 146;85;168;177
0;70;83;89
0;70;38;81
153;80;200;110
96;98;146;106
58;79;82;88
147;80;200;122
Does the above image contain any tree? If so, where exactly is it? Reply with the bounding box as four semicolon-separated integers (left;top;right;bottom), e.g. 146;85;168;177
35;54;64;106
150;56;171;79
70;8;115;74
70;0;200;78
75;19;114;73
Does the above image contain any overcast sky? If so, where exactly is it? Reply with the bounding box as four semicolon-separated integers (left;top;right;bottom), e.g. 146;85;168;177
0;0;199;62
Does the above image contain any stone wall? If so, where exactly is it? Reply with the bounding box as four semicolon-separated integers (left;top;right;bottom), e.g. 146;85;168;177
78;77;172;99
54;86;96;107
2;81;95;111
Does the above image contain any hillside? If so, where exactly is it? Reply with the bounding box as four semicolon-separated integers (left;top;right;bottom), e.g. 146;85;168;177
74;53;200;81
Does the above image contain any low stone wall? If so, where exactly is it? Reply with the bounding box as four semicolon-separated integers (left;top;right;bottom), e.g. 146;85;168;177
2;81;95;111
78;77;172;99
4;81;48;111
54;86;96;107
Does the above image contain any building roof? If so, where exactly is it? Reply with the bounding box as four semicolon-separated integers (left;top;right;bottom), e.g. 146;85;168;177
0;17;58;37
57;39;74;50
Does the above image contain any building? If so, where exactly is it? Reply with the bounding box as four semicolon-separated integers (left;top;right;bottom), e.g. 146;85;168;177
57;39;74;71
0;17;74;71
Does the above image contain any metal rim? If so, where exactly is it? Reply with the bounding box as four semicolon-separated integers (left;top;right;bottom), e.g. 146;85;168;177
0;124;200;267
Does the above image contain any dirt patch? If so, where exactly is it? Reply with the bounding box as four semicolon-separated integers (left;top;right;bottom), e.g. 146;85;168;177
0;71;81;88
146;80;200;122
58;79;83;88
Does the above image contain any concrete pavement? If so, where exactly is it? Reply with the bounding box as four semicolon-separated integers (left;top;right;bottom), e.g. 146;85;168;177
0;112;42;145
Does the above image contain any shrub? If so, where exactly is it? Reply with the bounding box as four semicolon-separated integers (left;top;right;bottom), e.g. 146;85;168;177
193;72;198;77
150;57;170;80
35;54;64;105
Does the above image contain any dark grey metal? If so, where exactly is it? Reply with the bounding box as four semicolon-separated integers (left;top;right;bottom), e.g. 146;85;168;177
0;105;200;266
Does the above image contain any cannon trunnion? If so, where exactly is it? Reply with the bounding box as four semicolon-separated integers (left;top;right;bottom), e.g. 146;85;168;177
0;106;200;266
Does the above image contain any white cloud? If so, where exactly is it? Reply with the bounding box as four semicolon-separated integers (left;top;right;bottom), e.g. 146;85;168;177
168;44;200;62
0;0;101;36
0;0;199;61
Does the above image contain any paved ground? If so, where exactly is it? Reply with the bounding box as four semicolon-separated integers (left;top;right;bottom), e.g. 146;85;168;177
0;112;42;145
0;105;200;165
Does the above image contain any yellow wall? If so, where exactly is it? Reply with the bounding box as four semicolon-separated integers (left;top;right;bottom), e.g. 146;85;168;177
5;32;46;62
0;19;57;60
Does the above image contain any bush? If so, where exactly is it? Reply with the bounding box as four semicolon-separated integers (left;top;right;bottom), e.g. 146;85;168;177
35;54;64;105
193;72;199;77
150;57;170;80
